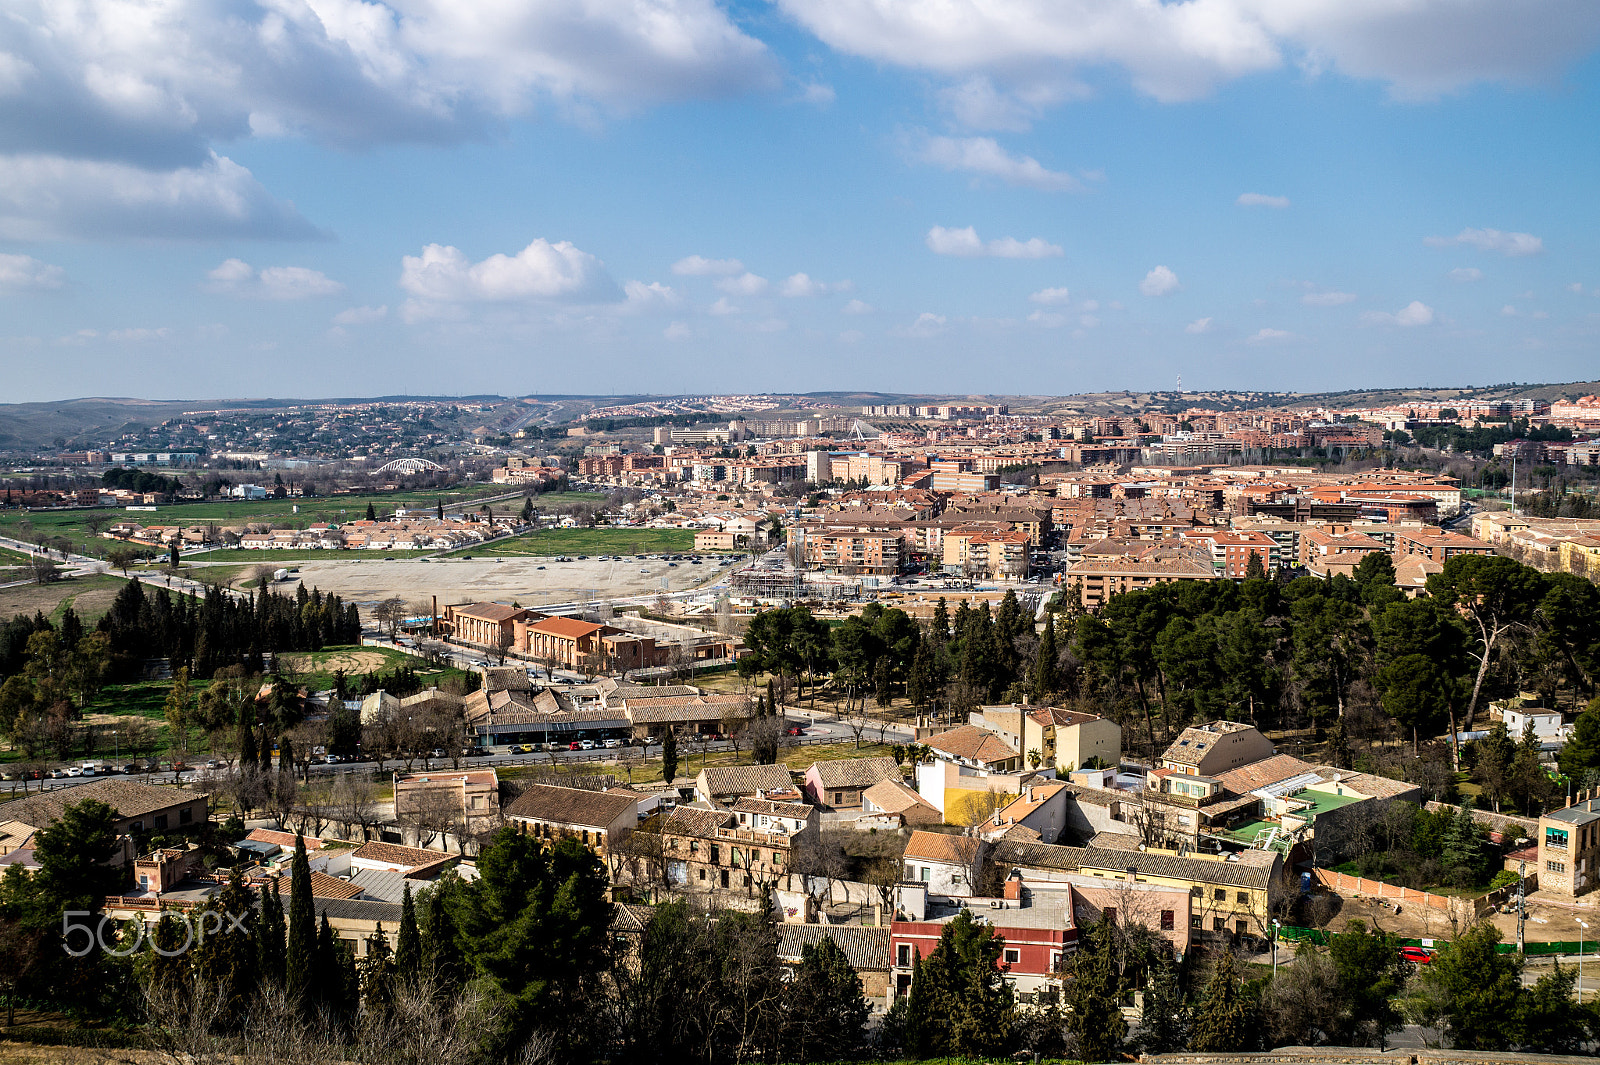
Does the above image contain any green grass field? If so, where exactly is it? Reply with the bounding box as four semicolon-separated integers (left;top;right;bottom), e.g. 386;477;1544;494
466;527;699;557
274;644;470;693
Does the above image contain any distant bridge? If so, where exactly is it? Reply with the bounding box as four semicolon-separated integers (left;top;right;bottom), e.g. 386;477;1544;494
373;457;446;474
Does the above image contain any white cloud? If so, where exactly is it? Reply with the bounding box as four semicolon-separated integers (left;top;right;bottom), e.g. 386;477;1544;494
1029;286;1071;305
1079;314;1100;328
1140;265;1180;297
1449;267;1484;282
1425;228;1544;256
902;312;947;338
1247;327;1296;344
1302;290;1356;306
333;305;388;326
842;299;874;315
1502;304;1520;316
1568;282;1586;294
935;75;1082;132
1185;317;1214;334
399;238;617;320
709;297;739;316
109;327;173;343
780;272;850;297
1237;192;1290;208
672;255;745;276
1362;300;1436;327
664;321;692;340
623;280;679;309
797;82;836;105
1028;309;1066;327
775;0;1600;103
0;253;65;292
927;225;1062;258
0;153;323;241
916;135;1080;191
205;260;344;299
715;272;769;296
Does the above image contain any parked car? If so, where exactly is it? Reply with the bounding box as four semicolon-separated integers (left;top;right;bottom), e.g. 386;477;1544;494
568;741;582;751
48;768;65;778
66;766;82;776
578;739;596;750
603;738;623;749
1399;947;1433;965
785;726;805;736
429;748;447;758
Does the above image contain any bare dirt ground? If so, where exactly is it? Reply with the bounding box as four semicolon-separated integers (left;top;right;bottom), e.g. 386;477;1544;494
242;556;727;607
0;580;120;621
1326;888;1599;944
276;650;392;674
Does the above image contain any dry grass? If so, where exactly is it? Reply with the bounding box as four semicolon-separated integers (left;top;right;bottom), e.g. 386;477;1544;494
276;650;392;675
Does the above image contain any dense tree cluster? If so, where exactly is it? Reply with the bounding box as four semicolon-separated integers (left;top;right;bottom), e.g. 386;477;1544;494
101;467;185;496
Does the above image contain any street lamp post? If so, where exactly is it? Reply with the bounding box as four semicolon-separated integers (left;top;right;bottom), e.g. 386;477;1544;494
1515;837;1529;953
1580;920;1589;1004
113;730;118;761
1272;919;1281;977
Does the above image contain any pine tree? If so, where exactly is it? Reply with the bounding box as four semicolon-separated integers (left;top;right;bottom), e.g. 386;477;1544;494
420;883;465;997
1032;612;1058;702
661;727;678;784
365;502;376;521
1190;950;1256;1052
1136;945;1190;1054
315;912;339;1018
192;868;258;1019
907;637;933;708
394;882;421;989
786;936;870;1061
1442;803;1486;885
1067;917;1127;1061
285;834;316;1008
361;923;394;1015
436;500;444;521
255;879;287;987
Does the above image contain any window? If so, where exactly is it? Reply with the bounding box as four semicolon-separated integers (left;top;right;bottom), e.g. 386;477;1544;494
1547;827;1571;851
897;944;912;967
155;815;168;830
1213;917;1226;932
1160;910;1175;931
698;868;706;881
1213;888;1225;901
710;845;720;864
180;808;192;824
1548;860;1567;874
1236;891;1248;904
1236;920;1248;936
920;867;931;882
1191;915;1203;929
1003;948;1021;965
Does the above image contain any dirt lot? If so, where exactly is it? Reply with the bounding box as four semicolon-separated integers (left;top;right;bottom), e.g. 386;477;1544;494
0;574;123;622
227;556;729;607
1325;888;1600;945
276;649;393;674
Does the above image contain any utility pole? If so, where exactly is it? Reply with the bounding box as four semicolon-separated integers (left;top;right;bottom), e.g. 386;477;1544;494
1515;838;1528;953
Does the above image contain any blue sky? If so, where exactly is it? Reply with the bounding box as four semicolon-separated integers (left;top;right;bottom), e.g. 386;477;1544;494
3;0;1599;402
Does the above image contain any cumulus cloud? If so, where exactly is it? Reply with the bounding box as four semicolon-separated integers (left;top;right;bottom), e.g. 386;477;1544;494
1247;327;1296;343
915;135;1080;191
1425;228;1544;256
1362;300;1436;327
664;321;692;340
0;0;776;239
1237;192;1290;208
927;225;1062;258
0;253;65;292
774;0;1600;103
1139;265;1180;297
1185;317;1214;334
935;75;1082;131
1027;309;1066;327
1302;290;1357;306
709;297;739;316
399;238;618;320
206;260;344;299
842;298;874;315
716;272;769;296
0;153;323;241
780;273;850;297
1450;267;1484;282
623;280;679;309
1029;286;1071;305
900;312;947;338
797;82;836;105
672;255;745;276
332;305;388;326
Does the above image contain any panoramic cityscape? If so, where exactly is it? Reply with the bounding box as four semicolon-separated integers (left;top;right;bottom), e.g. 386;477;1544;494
5;1;1600;1064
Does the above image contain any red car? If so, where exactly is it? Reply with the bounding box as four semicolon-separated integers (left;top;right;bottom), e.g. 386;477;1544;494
785;726;805;736
1399;946;1432;965
569;741;582;751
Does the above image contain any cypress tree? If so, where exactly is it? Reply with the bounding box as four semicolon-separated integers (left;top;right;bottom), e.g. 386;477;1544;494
238;704;257;770
1032;612;1059;702
257;727;273;778
661;727;678;784
315;913;342;1020
1067;917;1127;1061
361;923;394;1015
393;882;421;989
1190;950;1256;1052
255;878;287;986
193;868;258;1019
420;883;464;998
285;834;316;1008
365;502;376;521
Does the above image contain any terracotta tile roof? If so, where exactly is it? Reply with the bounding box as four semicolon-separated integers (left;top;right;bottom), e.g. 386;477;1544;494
453;602;529;622
1080;845;1278;890
991;782;1069;824
274;869;363;900
4;779;201;828
661;804;733;839
776;925;891;970
730;797;814;820
527;616;606;640
349;841;450;869
1314;767;1419;801
924;725;1018;766
244;828;324;849
1026;706;1103;729
989;838;1091;873
861;779;941;822
903;829;976;865
696;763;796;797
809;755;902;790
505;783;639;830
1214;754;1318;794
